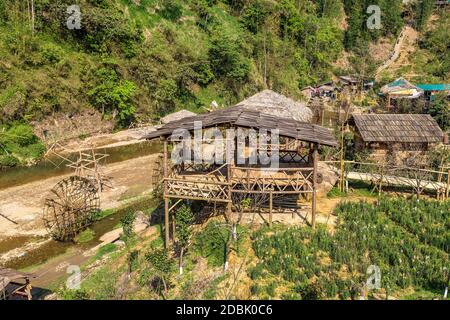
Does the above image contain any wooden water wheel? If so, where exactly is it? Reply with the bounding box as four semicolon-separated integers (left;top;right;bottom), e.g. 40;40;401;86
151;153;164;197
43;176;100;241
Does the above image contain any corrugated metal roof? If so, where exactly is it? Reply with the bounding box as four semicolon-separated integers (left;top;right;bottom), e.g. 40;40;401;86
416;84;450;91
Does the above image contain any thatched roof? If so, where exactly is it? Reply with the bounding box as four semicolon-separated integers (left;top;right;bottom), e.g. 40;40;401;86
234;90;313;123
144;106;337;147
161;110;196;124
353;114;444;143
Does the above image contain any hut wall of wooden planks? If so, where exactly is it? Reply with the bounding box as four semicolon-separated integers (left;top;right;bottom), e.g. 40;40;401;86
144;105;337;248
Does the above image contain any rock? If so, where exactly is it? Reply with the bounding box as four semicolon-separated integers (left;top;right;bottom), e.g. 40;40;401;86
133;222;147;234
133;211;149;233
133;211;149;226
316;162;339;198
113;240;126;248
140;226;157;238
99;228;123;243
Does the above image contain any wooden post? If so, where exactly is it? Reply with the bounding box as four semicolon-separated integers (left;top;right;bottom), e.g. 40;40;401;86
312;144;318;229
226;138;233;222
25;279;32;300
269;191;273;227
446;170;450;199
163;139;170;249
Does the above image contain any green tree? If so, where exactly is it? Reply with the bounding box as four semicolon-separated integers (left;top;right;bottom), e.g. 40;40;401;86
175;204;194;275
120;210;136;241
87;67;137;127
146;248;175;299
241;1;271;34
316;0;342;19
428;93;449;131
209;30;250;86
343;0;364;49
414;0;434;31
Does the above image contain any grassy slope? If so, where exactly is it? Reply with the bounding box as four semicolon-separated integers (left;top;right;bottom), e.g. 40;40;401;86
59;193;449;300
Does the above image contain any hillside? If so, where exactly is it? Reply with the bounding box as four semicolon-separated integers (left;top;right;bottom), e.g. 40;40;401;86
0;0;448;168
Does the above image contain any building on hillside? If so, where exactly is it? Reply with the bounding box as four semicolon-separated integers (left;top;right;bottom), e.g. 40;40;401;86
339;76;359;93
350;113;444;163
416;84;450;101
380;78;424;109
300;86;316;100
339;76;375;93
315;82;338;99
435;0;450;6
301;82;338;100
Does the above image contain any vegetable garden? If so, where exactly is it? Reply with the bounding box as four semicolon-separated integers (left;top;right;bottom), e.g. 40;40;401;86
251;197;449;299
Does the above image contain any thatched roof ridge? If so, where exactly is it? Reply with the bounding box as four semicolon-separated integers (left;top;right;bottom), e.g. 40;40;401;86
235;89;313;123
161;110;196;124
353;114;444;143
143;106;337;147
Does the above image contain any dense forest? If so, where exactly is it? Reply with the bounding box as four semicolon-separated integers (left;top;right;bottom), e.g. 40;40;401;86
0;0;448;166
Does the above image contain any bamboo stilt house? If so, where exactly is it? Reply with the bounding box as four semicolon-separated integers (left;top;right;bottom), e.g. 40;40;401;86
144;91;337;248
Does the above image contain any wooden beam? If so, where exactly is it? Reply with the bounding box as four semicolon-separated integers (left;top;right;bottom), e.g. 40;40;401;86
227;138;233;221
163;139;170;249
312;144;318;229
446;170;450;199
269;191;273;228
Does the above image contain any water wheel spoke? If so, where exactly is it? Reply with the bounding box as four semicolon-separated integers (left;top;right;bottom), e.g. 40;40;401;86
43;176;100;241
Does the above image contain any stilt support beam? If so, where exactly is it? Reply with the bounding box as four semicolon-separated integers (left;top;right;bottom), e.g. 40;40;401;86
312;144;318;229
163;139;170;249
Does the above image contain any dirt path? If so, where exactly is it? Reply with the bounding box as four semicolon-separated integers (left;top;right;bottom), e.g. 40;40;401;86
0;153;159;238
54;126;157;153
375;26;418;80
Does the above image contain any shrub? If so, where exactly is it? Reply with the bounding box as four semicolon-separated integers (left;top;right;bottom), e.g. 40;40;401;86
159;0;183;21
40;43;65;65
75;228;95;244
0;122;45;166
87;67;137;127
120;210;136;240
194;221;231;267
0;154;19;167
60;288;90;300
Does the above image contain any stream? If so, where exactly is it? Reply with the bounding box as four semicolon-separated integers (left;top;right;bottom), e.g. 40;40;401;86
0;140;161;272
0;141;161;190
1;196;157;270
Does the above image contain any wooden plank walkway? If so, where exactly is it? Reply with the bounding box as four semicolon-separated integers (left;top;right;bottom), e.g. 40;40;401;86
347;171;447;191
